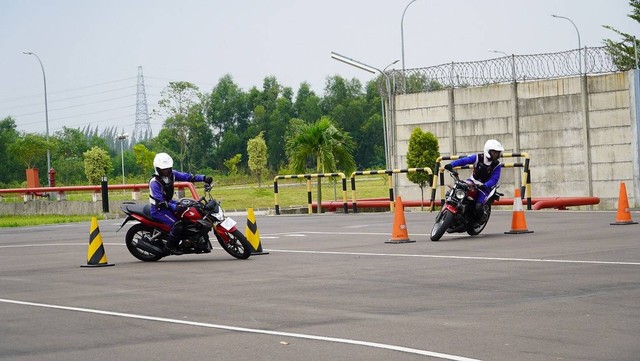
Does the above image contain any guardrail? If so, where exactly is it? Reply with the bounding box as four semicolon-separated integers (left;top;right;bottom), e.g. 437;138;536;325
350;167;433;213
0;182;200;202
273;173;348;215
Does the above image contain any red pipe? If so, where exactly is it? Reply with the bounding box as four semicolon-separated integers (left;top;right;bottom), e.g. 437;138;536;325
315;197;600;211
531;197;600;210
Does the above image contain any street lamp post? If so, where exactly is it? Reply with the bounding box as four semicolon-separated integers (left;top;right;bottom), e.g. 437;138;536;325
551;14;582;74
401;0;419;74
330;52;398;171
23;51;51;186
117;133;129;184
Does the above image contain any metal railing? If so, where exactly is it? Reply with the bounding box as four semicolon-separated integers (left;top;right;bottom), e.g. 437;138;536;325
273;173;348;215
0;182;199;202
388;46;622;93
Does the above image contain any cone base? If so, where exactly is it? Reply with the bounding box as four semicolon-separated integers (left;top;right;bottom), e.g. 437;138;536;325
504;230;534;234
610;220;638;225
385;239;415;243
251;251;270;255
81;263;115;268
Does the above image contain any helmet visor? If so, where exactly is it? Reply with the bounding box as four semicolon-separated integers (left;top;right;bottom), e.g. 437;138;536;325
157;167;172;177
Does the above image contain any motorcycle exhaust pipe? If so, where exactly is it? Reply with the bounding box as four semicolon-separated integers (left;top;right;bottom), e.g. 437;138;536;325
134;237;167;256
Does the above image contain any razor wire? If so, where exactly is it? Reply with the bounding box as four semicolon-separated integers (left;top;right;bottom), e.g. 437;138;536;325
387;46;623;94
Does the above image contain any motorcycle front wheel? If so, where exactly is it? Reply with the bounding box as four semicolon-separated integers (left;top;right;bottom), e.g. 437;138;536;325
215;228;252;259
125;224;164;262
430;209;455;242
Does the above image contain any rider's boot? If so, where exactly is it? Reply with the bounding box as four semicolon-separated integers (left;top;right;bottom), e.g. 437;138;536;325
166;221;184;255
474;203;487;223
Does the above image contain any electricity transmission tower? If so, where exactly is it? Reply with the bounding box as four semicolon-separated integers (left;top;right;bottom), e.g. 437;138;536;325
133;66;152;142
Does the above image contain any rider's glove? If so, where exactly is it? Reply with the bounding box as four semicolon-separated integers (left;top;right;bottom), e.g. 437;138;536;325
444;164;453;172
158;201;169;210
478;184;488;192
203;176;213;185
175;204;187;216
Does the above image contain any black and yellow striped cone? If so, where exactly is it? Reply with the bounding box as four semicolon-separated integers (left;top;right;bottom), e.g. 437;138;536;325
246;208;269;255
81;217;114;267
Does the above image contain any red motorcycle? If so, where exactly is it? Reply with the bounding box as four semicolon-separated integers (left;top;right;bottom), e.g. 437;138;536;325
118;184;252;261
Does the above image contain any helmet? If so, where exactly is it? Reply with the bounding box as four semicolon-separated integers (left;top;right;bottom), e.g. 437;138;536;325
153;153;173;176
483;139;504;161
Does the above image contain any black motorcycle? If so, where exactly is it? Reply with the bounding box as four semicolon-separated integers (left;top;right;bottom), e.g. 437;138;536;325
430;169;502;241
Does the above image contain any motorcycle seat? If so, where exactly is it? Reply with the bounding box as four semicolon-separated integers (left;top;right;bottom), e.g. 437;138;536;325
123;203;152;219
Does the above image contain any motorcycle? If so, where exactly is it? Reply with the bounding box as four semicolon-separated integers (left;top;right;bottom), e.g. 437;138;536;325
117;184;252;261
430;169;503;242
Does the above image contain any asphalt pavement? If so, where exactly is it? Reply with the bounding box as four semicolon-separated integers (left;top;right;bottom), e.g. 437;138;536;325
1;210;639;361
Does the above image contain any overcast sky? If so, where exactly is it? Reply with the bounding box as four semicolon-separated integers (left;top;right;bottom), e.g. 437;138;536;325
0;0;636;136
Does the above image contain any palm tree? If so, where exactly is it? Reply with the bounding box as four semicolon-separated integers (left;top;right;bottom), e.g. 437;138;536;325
287;117;356;213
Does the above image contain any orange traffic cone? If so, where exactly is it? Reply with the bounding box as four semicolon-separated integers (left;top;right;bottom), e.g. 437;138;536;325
504;189;533;234
81;217;114;267
386;196;415;243
610;182;637;225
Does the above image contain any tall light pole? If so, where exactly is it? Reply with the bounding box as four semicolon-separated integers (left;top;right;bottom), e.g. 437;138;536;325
117;133;129;184
23;51;51;186
330;52;398;171
401;0;419;74
551;14;582;74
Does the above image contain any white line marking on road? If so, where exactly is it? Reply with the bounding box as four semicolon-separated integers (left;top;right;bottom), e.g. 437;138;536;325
0;298;481;361
262;249;640;266
1;243;638;266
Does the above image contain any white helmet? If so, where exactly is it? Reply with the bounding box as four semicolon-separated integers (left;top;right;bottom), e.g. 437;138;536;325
483;139;504;161
153;152;173;175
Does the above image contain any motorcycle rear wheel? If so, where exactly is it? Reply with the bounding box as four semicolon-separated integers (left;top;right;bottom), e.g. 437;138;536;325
430;210;455;241
125;224;164;262
215;229;252;259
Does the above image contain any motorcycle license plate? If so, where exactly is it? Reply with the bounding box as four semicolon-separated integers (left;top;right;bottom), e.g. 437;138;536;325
220;217;236;230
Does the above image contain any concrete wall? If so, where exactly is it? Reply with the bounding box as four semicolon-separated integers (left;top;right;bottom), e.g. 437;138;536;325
394;70;639;210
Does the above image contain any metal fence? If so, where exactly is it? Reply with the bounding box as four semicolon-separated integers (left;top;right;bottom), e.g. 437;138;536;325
388;46;622;94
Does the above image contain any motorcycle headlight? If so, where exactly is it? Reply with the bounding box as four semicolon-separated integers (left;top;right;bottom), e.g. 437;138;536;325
454;189;466;200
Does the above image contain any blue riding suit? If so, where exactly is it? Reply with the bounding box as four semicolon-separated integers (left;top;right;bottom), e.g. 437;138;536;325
448;153;501;205
149;171;206;247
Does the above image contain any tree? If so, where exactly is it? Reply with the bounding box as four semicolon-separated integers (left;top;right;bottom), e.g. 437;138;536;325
603;0;639;70
287;116;356;212
247;132;268;187
406;128;439;209
157;82;204;171
223;154;242;175
83;146;113;184
0;117;21;185
52;127;91;185
132;143;155;175
9;133;50;169
294;82;322;122
206;74;250;150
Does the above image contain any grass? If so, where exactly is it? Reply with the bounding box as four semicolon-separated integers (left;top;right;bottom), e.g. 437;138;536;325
0;214;99;227
0;175;395;227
